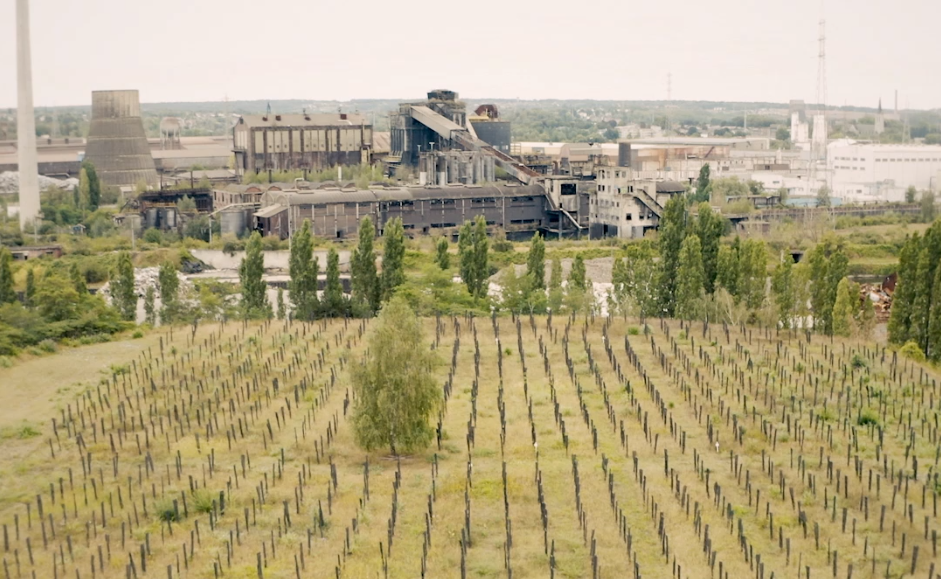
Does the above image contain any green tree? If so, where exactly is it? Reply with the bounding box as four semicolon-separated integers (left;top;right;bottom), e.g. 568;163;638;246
78;167;91;212
158;261;180;324
111;251;137;322
920;190;936;223
323;247;346;317
888;233;920;344
771;255;795;328
381;217;406;302
81;160;101;211
816;185;832;208
775;127;791;141
458;221;475;295
611;241;659;317
905;186;918;204
657;195;687;315
548;255;564;312
351;217;380;315
694;203;724;293
463;216;490;300
831;277;856;337
929;264;941;362
351;295;441;455
239;232;270;319
776;187;789;205
737;239;768;310
434;237;450;270
691;164;711;203
675;235;705;320
715;238;740;296
289;220;320;321
276;287;286;320
69;263;87;296
526;232;546;291
568;254;587;291
857;290;876;341
24;268;35;307
0;248;15;304
910;248;933;351
143;285;156;326
33;274;82;322
807;236;848;335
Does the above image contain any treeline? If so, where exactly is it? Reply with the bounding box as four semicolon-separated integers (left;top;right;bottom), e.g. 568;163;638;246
888;221;941;362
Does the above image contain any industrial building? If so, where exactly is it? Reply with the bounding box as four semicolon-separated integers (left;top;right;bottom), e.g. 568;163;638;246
253;184;554;240
469;105;511;154
84;90;159;189
590;165;687;239
827;140;941;201
232;113;372;178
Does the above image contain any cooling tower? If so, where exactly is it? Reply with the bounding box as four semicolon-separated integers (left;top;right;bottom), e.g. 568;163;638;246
84;90;158;189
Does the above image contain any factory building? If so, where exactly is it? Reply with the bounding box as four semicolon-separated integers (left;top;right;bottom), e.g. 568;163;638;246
254;184;551;240
590;166;687;239
469;105;511;154
828;140;941;201
84;90;159;189
390;90;468;166
232;113;373;177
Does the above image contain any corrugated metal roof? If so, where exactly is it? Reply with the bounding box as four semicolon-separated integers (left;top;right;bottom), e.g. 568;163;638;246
237;113;369;129
372;132;391;154
409;106;464;139
255;205;287;218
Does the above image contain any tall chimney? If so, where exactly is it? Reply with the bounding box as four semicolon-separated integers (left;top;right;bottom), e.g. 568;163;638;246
16;0;40;230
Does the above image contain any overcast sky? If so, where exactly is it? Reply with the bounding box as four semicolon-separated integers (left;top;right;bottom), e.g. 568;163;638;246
2;0;939;109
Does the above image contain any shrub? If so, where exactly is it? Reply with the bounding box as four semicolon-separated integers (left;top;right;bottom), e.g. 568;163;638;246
627;327;640;336
191;490;215;514
154;497;180;522
132;330;144;339
850;354;867;369
17;425;40;439
142;228;163;244
857;410;879;427
38;339;57;353
898;340;926;363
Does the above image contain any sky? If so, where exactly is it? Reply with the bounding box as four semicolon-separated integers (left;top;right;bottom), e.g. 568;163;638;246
1;0;939;109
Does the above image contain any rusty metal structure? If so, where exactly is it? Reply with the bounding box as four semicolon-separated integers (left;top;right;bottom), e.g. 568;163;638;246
232;112;372;178
84;90;159;189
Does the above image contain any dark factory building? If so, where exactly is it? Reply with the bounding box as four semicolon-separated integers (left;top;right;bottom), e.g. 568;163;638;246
255;184;550;240
232;113;373;177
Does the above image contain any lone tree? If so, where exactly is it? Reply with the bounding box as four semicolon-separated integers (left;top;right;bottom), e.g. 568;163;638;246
351;295;440;455
111;251;137;321
381;217;406;301
434;237;450;270
289;219;320;321
240;232;271;319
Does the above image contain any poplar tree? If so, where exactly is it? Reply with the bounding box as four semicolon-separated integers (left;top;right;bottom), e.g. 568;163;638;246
323;247;346;317
111;251;137;321
929;265;941;362
675;235;705;320
568;254;587;290
289;219;320;321
351;295;440;455
888;234;920;344
458;221;474;294
351;216;380;315
158;261;179;324
548;255;564;312
771;255;795;328
239;232;270;319
657;195;687;315
0;247;14;304
807;236;848;335
526;232;546;291
434;237;450;270
466;216;490;300
910;248;933;351
831;277;856;337
381;217;406;302
144;286;156;326
276;287;286;320
81;160;101;211
24;268;35;307
737;239;768;310
694;203;724;293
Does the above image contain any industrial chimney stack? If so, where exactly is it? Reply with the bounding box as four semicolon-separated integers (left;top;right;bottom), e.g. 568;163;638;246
16;0;40;230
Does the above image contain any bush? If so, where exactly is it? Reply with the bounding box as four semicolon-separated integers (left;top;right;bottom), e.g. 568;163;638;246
37;339;57;354
192;490;215;514
142;228;163;244
857;410;879;427
153;497;180;522
132;330;144;339
850;354;867;369
898;340;926;363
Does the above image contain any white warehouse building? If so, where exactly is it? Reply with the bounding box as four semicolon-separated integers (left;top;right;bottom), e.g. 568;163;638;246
828;140;941;202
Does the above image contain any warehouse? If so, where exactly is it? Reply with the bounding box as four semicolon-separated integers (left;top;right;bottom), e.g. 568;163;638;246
255;184;550;240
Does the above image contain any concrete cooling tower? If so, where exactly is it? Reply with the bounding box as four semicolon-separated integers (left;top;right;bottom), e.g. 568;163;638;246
84;90;158;189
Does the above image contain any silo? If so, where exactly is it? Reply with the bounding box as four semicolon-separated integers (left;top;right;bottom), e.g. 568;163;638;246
618;143;632;168
84;90;159;189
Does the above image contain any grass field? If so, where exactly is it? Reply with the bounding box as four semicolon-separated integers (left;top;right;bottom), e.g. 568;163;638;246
0;316;939;579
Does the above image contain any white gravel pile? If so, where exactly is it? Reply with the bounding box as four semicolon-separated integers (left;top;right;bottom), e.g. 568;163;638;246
0;171;80;194
98;267;194;303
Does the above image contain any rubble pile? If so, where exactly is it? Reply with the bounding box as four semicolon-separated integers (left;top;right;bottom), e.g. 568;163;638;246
0;171;79;194
98;267;194;303
860;283;892;321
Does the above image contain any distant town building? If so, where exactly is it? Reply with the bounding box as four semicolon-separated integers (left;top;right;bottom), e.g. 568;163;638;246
828;140;941;201
232;113;373;178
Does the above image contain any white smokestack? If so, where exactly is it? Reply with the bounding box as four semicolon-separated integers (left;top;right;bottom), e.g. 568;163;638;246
16;0;40;230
